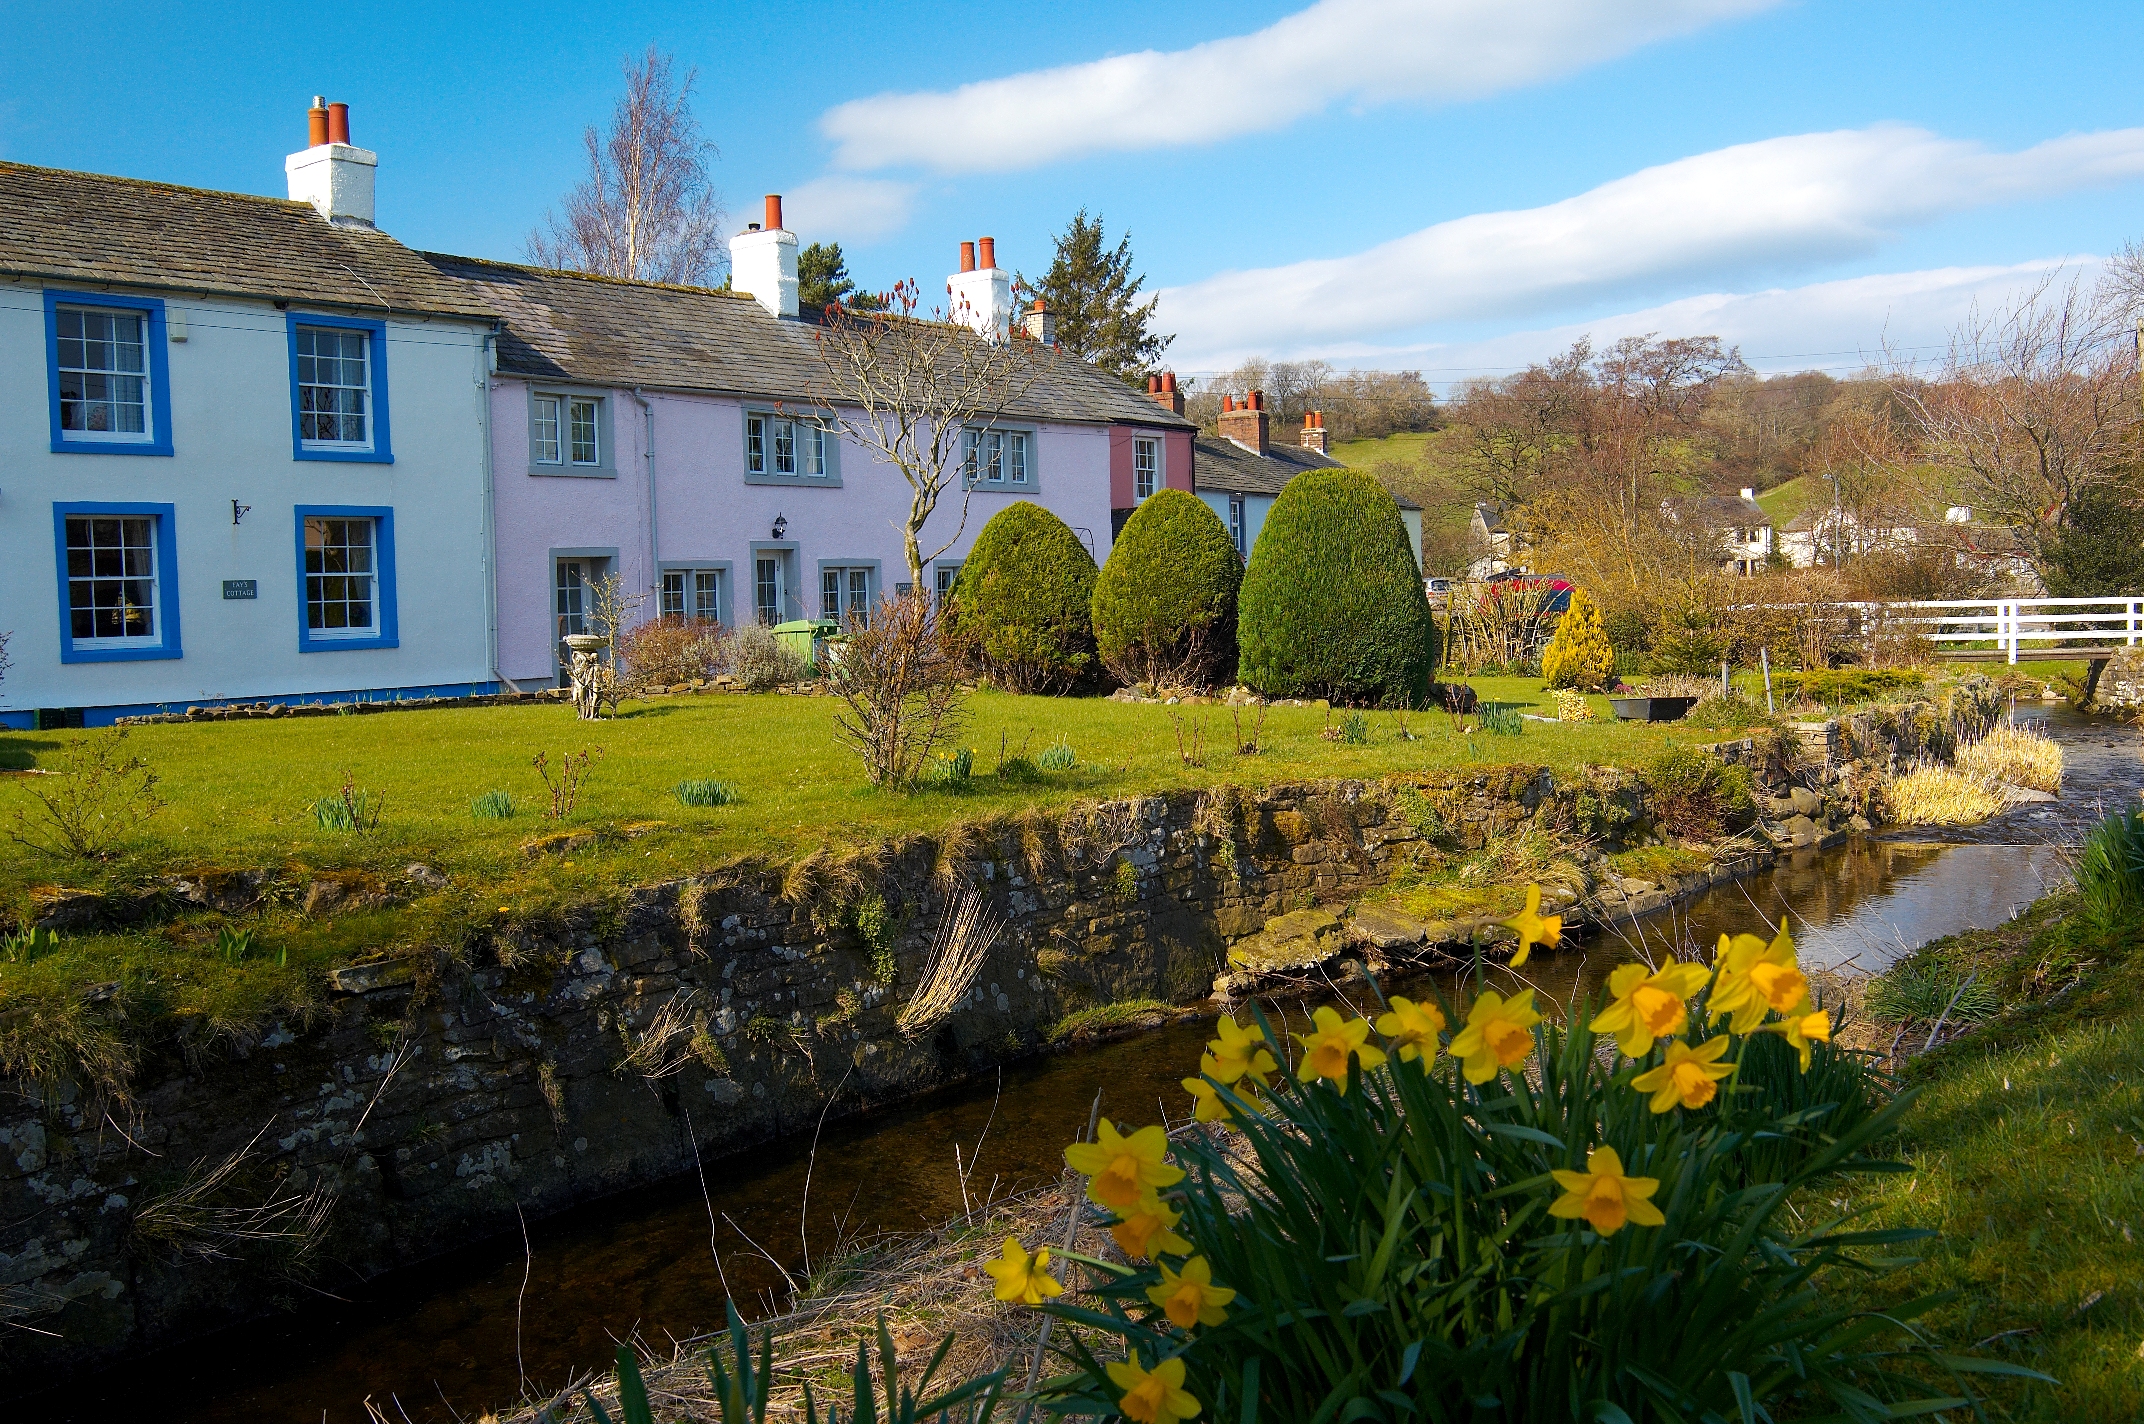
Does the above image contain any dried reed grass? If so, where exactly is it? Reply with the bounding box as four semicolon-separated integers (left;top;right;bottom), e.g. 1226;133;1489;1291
897;884;1006;1038
613;990;701;1080
1955;722;2065;794
1884;765;2007;826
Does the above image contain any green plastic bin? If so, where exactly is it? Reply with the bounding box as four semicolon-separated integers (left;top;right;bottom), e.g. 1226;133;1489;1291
771;618;841;673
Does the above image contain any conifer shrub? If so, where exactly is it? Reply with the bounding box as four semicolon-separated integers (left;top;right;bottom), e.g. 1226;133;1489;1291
1541;588;1615;691
1090;489;1241;688
1237;469;1436;705
947;501;1098;694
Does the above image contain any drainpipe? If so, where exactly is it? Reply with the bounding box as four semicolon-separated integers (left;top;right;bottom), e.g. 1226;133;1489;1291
632;387;657;596
479;327;513;691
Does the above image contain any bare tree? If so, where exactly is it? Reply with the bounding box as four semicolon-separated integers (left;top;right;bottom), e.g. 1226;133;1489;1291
810;281;1043;590
1894;271;2140;571
528;47;725;285
827;592;967;789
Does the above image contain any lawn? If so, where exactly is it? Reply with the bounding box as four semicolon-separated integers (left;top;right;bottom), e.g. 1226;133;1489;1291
1835;894;2144;1418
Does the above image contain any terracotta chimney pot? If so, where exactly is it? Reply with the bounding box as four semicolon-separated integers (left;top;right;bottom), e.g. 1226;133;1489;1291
308;97;329;147
978;236;996;269
327;102;350;145
959;241;975;273
765;194;784;231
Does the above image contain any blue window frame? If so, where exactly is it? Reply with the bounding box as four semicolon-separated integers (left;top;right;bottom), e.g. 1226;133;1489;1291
294;505;399;651
44;291;174;456
51;502;183;662
286;313;393;463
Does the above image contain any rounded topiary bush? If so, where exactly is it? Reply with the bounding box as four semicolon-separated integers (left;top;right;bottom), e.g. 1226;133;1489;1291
1091;489;1242;688
948;501;1098;694
1238;469;1436;705
1542;589;1615;691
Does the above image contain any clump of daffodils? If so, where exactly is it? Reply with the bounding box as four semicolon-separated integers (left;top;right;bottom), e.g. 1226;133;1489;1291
1006;888;1838;1422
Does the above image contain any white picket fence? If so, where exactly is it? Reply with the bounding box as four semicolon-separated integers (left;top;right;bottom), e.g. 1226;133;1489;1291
1863;597;2144;664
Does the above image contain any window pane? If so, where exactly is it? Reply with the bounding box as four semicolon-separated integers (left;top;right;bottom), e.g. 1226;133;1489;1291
533;397;561;463
746;415;765;473
304;517;376;633
822;568;841;619
801;424;825;476
65;514;157;642
297;326;369;444
1009;432;1028;483
964;428;980;483
570;400;599;464
57;307;149;436
694;570;719;622
985;431;1003;483
1135;439;1158;499
661;571;685;619
773;419;795;475
756;557;780;625
847;569;869;622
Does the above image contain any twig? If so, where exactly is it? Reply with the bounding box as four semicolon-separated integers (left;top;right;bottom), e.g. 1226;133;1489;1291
1924;970;1981;1052
516;1203;533;1400
798;1062;857;1279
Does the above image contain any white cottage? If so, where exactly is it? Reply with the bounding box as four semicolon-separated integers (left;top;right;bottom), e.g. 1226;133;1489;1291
0;101;497;727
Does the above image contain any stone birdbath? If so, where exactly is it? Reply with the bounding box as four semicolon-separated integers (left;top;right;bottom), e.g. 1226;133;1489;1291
563;633;611;719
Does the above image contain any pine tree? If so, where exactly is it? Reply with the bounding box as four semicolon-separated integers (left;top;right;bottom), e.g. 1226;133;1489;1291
797;242;880;311
1034;210;1173;387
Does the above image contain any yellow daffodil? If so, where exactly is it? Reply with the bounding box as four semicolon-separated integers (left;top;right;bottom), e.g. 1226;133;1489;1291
1588;959;1713;1057
1106;1351;1201;1424
1709;926;1807;1033
1294;1005;1388;1087
1499;883;1563;968
1181;1072;1264;1127
1065;1121;1185;1210
1204;1014;1277;1086
1450;988;1542;1085
1375;996;1446;1064
1629;1035;1736;1112
982;1236;1062;1306
1548;1146;1666;1236
1110;1192;1192;1262
1146;1255;1237;1329
1771;1007;1833;1071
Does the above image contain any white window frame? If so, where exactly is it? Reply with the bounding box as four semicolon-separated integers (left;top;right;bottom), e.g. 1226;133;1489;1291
745;411;838;484
529;389;614;476
1229;495;1246;559
63;512;162;647
302;515;381;640
55;305;153;444
659;564;728;624
1134;437;1160;501
818;562;877;626
294;324;375;452
964;425;1037;491
933;561;962;606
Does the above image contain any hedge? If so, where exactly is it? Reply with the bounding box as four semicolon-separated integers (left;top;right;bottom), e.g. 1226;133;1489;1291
1091;489;1242;688
1237;469;1436;705
948;501;1098;694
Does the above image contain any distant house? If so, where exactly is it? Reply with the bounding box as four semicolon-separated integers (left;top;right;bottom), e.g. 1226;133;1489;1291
1468;502;1522;579
1776;507;1918;569
1166;390;1421;567
1667;488;1773;575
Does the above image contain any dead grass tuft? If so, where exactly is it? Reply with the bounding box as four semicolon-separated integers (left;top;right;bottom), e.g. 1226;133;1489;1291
1955;722;2064;794
1884;765;2007;826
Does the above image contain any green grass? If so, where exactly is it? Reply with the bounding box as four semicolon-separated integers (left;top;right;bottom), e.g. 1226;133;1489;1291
1754;474;1823;528
1834;892;2144;1417
1329;429;1462;470
1044;998;1174;1044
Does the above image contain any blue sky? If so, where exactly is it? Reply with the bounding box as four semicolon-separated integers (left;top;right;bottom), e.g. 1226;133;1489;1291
5;1;2140;384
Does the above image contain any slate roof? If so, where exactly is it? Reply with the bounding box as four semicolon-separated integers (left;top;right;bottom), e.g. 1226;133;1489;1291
420;254;1195;429
1669;492;1769;527
0;161;493;320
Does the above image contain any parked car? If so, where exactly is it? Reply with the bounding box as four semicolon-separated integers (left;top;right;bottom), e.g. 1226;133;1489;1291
1424;576;1455;610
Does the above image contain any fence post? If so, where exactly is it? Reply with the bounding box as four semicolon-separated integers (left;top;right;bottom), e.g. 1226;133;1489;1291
2007;601;2019;665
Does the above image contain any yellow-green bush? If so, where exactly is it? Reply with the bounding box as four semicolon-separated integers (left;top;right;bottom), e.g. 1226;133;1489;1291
1541;589;1615;691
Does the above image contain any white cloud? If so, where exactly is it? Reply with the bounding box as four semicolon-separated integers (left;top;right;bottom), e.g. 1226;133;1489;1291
782;175;918;246
1157;124;2144;367
820;0;1776;173
1296;261;2090;390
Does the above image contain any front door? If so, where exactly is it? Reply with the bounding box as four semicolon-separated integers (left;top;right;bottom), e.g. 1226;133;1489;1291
555;556;608;684
754;554;784;626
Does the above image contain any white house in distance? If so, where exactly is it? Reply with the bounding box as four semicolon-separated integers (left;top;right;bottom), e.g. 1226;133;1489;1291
0;101;497;728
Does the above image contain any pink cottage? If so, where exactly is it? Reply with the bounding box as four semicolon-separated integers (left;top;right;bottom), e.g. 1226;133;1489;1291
429;197;1194;687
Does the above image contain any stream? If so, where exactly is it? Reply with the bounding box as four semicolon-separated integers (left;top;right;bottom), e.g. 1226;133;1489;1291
41;708;2141;1424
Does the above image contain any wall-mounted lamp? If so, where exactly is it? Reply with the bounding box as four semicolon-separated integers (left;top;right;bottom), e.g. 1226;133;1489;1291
232;500;251;526
771;514;788;540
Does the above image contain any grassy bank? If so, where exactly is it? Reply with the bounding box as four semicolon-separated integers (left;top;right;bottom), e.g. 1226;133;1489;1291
1838;880;2144;1417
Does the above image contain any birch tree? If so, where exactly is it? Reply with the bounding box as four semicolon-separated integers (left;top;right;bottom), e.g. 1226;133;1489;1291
527;48;726;285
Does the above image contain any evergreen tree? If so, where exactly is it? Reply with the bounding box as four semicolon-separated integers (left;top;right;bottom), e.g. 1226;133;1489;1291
1033;210;1173;386
798;242;881;310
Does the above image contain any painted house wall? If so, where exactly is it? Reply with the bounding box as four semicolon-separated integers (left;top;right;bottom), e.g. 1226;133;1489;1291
488;378;1117;685
1199;491;1274;564
0;278;494;726
1108;425;1195;511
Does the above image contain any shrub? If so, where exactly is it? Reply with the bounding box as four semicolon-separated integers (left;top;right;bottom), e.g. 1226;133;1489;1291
1649;607;1726;675
1553;688;1593;721
947;501;1098;694
1090;489;1241;688
615;615;726;690
827;593;967;789
5;728;163;859
1238;469;1436;705
470;790;515;820
1685;691;1774;730
1884;765;2004;826
1773;667;1925;705
1645;747;1754;840
731;622;806;690
1955;721;2063;793
676;778;740;807
1541;588;1615;690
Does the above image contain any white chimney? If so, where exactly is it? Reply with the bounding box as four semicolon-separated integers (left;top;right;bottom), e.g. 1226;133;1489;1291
947;236;1012;342
285;98;377;227
1739;487;1756;501
729;194;799;317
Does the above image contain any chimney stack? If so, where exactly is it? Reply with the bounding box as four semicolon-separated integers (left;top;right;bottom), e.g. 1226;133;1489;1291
286;95;377;227
730;193;799;317
1219;388;1269;454
948;235;1012;342
1024;298;1057;345
1299;410;1329;455
1147;370;1184;415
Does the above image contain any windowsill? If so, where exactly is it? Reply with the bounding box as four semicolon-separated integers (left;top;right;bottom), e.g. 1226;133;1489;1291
299;632;398;653
296;445;393;465
965;480;1042;495
529;465;618;479
60;641;181;663
52;435;173;457
743;470;842;488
